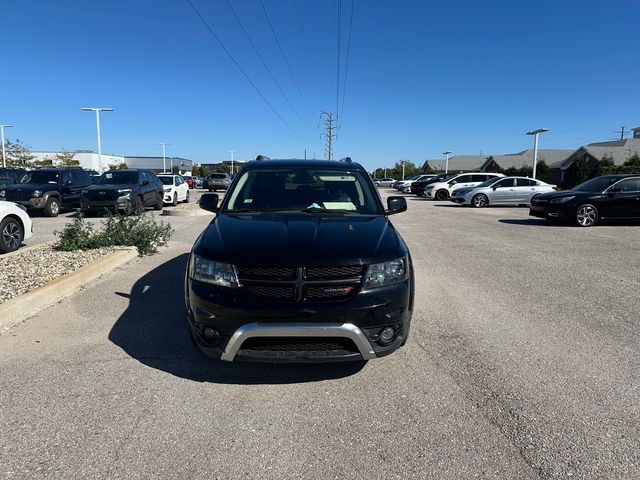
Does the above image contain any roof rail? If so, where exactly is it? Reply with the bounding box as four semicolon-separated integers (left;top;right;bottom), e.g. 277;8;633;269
255;155;271;161
339;156;352;163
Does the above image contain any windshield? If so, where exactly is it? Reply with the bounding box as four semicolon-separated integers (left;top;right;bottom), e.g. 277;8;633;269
20;171;60;184
574;176;619;192
158;176;174;186
97;171;139;185
224;168;382;214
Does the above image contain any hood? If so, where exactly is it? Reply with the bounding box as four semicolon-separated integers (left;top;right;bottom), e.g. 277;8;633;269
534;189;586;200
3;183;56;192
194;213;405;266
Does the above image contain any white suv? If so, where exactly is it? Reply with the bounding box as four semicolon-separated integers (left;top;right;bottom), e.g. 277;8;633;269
158;174;190;206
424;173;504;200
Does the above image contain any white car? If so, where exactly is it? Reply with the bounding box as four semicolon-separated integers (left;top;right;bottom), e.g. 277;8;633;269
397;175;436;193
450;176;557;207
423;172;505;200
373;178;396;187
0;202;33;253
158;174;190;206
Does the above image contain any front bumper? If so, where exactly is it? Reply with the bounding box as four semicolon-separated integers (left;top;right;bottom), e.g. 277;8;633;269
8;198;47;210
450;196;466;204
80;199;130;211
186;279;412;363
529;204;570;219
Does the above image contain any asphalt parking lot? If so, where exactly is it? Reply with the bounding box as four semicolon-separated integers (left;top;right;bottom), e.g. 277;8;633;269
1;189;639;479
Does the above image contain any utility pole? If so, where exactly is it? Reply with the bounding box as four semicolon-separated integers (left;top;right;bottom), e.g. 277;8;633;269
81;107;113;172
402;161;406;180
0;124;14;168
614;126;626;140
321;111;336;160
228;150;236;175
443;151;452;174
157;142;170;173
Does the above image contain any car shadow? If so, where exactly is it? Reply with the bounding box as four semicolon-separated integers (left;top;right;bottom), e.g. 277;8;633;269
108;253;367;384
498;218;562;226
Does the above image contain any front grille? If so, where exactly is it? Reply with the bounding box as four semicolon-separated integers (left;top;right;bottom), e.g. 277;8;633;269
237;266;296;281
245;285;295;299
305;265;364;279
5;190;31;202
86;190;120;201
241;337;358;352
240;264;365;303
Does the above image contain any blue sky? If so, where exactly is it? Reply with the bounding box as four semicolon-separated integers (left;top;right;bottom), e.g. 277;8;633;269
1;0;639;170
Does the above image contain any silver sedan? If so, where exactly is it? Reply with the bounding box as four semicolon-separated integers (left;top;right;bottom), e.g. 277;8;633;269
450;176;556;207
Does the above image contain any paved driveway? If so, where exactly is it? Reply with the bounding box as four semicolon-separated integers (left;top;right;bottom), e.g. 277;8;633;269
1;190;639;479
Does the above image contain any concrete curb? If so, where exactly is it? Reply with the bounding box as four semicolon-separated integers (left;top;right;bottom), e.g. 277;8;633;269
0;246;138;332
161;208;212;217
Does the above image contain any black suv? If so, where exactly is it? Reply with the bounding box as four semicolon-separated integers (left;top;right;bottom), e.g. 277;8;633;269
0;167;91;217
186;158;414;363
80;169;164;213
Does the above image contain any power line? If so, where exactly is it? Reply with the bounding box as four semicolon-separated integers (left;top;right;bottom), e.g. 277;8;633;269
339;0;355;128
336;0;342;120
223;0;313;131
258;0;315;116
185;0;307;143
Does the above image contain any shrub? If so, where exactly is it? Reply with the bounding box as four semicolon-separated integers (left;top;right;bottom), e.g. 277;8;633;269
56;210;173;256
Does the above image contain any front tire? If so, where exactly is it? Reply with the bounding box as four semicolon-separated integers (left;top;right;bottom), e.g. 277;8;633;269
153;192;163;210
184;190;190;203
134;196;144;214
576;204;598;227
43;197;60;217
435;189;449;201
472;194;488;208
172;193;178;206
0;217;24;253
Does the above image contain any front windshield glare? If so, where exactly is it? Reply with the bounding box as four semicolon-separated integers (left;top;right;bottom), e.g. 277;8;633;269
97;171;139;185
21;171;60;184
225;168;382;214
574;176;619;192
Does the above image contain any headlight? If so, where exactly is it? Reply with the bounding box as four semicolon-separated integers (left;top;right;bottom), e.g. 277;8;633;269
363;258;406;289
190;255;239;288
163;187;171;192
0;190;5;198
117;188;131;195
32;190;42;198
550;195;575;203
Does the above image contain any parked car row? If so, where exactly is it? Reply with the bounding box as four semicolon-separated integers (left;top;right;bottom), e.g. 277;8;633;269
375;169;640;226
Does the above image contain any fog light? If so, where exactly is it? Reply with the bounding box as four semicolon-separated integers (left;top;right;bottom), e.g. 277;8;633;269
379;327;396;344
202;327;219;339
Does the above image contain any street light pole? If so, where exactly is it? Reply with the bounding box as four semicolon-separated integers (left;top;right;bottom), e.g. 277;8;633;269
81;107;113;171
228;150;236;175
443;151;452;174
402;161;406;180
0;124;14;168
157;142;170;173
526;128;549;180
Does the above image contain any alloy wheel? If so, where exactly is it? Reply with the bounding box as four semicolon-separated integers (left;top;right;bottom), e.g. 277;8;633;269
472;194;488;208
2;221;22;250
576;205;598;227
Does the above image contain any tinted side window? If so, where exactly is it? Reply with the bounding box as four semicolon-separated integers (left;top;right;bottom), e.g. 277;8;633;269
495;178;515;188
61;171;72;185
516;178;535;186
471;175;488;182
454;175;472;183
614;177;640;192
176;176;183;185
71;170;90;185
140;171;149;184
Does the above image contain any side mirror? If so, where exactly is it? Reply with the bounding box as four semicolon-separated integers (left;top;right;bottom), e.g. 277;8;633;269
386;196;407;215
609;187;622;194
492;185;498;190
65;180;72;185
200;193;219;212
142;180;149;186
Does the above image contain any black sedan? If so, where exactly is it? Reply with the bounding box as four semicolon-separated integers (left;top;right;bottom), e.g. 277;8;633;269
411;173;457;196
529;174;640;226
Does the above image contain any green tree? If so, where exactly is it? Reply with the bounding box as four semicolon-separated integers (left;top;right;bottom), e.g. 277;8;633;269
5;139;35;167
595;154;615;176
53;149;80;166
623;153;640;167
387;160;419;179
535;160;552;184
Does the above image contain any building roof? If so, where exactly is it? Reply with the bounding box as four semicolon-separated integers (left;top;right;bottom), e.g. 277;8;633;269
556;138;640;169
423;155;489;172
491;149;575;169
